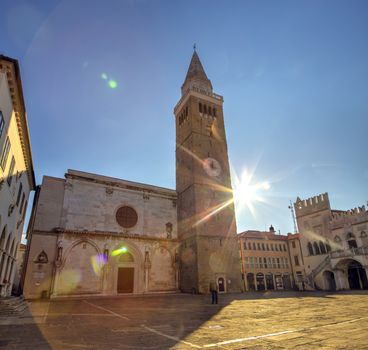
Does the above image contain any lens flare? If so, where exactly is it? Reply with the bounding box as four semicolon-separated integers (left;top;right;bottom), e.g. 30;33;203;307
111;246;128;257
108;79;117;89
101;73;108;80
91;254;107;276
232;169;271;217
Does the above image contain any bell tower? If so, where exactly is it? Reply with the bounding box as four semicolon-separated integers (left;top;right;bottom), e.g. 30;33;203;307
174;50;241;293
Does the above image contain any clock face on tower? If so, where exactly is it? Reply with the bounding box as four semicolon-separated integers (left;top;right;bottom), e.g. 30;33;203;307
203;157;222;177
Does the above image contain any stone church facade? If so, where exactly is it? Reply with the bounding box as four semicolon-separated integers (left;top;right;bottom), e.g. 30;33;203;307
23;51;242;298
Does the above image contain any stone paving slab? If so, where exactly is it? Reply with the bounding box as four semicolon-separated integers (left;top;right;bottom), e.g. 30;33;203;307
0;291;368;349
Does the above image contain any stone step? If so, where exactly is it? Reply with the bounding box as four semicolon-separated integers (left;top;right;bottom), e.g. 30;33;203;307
0;296;28;316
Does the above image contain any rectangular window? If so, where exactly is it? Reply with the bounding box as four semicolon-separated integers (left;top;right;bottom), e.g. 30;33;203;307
0;137;11;170
283;244;287;251
22;200;28;219
243;242;247;250
16;183;23;206
268;257;272;268
257;243;261;250
259;257;263;268
272;258;276;268
248;242;252;250
262;243;265;251
294;255;300;266
245;257;249;268
271;244;274;251
275;244;278;251
7;156;15;186
277;258;280;268
19;193;25;214
266;244;269;251
253;242;256;250
0;111;4;138
264;257;267;268
292;241;296;248
250;257;254;268
285;258;289;268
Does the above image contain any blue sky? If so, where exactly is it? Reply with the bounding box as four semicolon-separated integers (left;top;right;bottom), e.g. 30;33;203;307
1;0;367;234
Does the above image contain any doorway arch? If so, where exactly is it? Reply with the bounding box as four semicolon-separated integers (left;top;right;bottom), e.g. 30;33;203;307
217;277;225;292
347;260;368;289
323;270;336;291
247;273;255;291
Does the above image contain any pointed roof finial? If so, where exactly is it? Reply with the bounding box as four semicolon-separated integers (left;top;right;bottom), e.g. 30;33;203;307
193;43;196;52
181;49;212;96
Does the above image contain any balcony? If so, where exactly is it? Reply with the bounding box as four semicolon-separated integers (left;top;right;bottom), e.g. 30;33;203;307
330;246;368;259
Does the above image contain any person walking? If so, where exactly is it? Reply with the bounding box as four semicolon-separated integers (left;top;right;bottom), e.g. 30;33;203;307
209;280;218;304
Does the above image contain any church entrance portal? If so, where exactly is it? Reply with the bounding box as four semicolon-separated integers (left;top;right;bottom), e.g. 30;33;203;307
117;267;134;293
348;261;368;290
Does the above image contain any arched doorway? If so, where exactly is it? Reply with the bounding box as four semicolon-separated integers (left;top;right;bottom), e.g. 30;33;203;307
256;273;265;291
217;277;225;292
323;270;336;291
266;273;274;290
348;261;368;290
282;274;291;289
247;273;255;291
117;251;135;293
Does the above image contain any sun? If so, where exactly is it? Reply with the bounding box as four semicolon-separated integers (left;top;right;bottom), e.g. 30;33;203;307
232;169;271;216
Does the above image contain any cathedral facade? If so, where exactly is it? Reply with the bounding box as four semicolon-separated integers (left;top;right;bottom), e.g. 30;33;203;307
22;52;242;298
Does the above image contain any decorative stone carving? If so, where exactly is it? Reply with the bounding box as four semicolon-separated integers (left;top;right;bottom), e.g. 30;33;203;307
143;192;150;200
35;250;48;264
105;187;114;196
57;241;63;261
166;222;173;239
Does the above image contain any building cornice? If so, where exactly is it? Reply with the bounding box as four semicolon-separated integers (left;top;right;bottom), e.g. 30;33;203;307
0;55;36;189
33;229;179;243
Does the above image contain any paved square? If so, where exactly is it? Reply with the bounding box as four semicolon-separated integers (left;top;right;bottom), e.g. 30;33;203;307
1;291;368;349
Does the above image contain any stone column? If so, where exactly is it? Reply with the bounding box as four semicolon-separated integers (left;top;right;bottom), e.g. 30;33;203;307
144;251;151;293
254;274;258;291
333;269;347;290
264;275;267;291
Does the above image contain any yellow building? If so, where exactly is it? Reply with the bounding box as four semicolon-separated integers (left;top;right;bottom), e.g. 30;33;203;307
239;227;304;291
0;55;35;297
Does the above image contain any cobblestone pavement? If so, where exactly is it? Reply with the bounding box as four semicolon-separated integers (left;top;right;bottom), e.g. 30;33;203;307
0;291;368;349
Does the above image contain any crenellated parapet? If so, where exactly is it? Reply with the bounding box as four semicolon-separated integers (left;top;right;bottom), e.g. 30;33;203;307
294;193;331;218
330;205;368;229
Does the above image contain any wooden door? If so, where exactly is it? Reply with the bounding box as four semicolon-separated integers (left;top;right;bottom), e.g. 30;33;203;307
117;267;134;293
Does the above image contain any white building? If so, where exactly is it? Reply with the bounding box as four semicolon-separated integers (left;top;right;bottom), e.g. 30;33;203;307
295;193;368;291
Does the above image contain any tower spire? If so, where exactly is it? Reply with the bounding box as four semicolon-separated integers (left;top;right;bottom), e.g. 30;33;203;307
181;50;212;96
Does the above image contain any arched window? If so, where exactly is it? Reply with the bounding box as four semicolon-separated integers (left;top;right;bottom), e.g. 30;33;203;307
199;103;202;113
319;241;327;254
307;242;314;255
346;232;357;249
313;242;320;255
